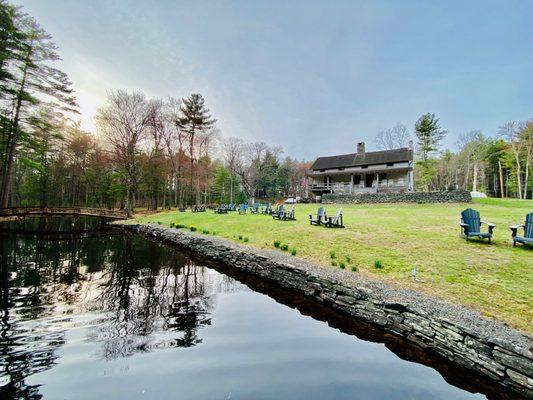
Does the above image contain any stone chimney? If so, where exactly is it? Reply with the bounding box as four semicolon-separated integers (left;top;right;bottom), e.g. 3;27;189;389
357;142;365;154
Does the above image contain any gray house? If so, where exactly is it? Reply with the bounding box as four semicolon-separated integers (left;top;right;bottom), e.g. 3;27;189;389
308;142;414;196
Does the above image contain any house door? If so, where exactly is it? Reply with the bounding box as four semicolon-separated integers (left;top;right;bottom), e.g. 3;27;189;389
365;174;373;188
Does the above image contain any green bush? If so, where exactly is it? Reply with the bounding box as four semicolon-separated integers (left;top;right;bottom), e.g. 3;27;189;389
329;251;336;259
238;235;243;240
339;262;346;269
189;225;197;232
331;260;337;267
202;229;210;234
345;256;351;263
157;221;162;225
290;248;297;256
273;240;281;248
351;266;358;272
169;222;175;228
374;259;383;269
280;244;289;251
212;231;217;235
243;237;249;242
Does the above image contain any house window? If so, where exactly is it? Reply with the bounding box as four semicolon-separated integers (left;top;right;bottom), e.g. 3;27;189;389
353;175;361;185
378;173;387;181
386;162;394;167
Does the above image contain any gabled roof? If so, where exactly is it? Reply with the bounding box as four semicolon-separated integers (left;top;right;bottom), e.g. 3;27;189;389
311;148;412;170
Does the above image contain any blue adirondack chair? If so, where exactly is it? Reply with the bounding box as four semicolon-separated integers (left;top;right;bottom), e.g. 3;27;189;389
309;207;326;225
280;205;295;221
510;213;533;247
272;205;285;220
250;203;260;214
460;208;495;244
238;204;247;214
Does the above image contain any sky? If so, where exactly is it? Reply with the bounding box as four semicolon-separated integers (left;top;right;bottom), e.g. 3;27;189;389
17;0;533;160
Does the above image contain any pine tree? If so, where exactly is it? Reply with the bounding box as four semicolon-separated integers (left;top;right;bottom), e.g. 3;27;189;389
175;93;215;205
414;113;446;191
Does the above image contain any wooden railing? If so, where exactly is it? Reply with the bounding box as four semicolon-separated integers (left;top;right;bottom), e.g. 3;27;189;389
0;207;128;220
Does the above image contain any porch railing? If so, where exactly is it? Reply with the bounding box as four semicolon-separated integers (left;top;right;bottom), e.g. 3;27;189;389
311;179;408;194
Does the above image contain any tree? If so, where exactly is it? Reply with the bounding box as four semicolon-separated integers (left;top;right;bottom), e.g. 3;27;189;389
175;94;215;205
414;113;446;191
457;131;488;193
375;123;411;150
96;90;153;216
0;12;77;207
498;122;523;199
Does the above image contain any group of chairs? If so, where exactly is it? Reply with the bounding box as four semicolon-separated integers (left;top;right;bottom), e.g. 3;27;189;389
460;208;532;247
309;206;345;228
214;203;237;214
191;205;207;212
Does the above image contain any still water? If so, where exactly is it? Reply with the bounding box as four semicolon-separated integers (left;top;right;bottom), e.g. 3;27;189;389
0;219;498;399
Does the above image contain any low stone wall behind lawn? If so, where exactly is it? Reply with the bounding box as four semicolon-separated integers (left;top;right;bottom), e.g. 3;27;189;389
322;190;472;204
118;223;532;398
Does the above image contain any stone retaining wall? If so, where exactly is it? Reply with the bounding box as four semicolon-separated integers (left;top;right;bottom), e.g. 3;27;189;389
322;190;472;204
118;223;532;398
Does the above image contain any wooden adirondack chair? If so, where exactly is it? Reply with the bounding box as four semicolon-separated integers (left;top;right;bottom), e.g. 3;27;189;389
238;204;247;214
250;203;260;214
272;205;285;220
309;207;326;225
510;213;533;247
325;208;344;228
282;205;295;221
460;208;495;244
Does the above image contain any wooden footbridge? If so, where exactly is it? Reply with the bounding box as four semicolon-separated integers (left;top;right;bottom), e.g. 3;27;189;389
0;207;128;220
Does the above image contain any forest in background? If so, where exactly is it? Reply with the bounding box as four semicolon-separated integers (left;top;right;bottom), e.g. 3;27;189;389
0;0;531;216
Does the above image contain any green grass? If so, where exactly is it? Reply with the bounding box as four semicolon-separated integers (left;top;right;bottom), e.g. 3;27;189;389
130;198;533;332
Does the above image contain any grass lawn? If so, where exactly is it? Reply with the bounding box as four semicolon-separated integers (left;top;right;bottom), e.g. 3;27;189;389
131;198;532;333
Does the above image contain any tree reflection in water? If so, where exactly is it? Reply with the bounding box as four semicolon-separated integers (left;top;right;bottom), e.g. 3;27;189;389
0;228;226;399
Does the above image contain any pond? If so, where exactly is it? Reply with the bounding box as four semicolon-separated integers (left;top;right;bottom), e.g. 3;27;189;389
0;218;505;399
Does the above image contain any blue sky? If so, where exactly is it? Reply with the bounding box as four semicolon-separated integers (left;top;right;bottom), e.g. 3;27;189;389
18;0;533;160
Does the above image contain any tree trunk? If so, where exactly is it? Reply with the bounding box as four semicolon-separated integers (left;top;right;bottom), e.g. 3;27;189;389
472;163;478;192
498;160;505;198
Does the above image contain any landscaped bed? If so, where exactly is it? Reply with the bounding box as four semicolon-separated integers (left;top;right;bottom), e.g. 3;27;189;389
130;198;532;333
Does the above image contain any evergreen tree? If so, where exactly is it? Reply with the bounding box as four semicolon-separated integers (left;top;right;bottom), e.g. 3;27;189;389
175;94;215;205
414;113;446;191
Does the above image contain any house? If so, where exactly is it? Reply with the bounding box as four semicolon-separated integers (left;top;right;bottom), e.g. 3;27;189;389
308;142;414;196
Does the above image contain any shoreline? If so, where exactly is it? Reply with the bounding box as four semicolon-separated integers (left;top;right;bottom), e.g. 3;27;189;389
116;222;533;397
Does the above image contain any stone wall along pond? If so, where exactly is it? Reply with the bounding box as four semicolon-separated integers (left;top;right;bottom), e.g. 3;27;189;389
119;223;532;398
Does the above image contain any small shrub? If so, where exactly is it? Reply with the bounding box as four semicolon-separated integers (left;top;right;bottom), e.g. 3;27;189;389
176;223;185;229
280;244;289;251
331;260;337;267
345;256;351;263
243;237;249;242
339;262;346;269
273;240;281;248
189;225;197;232
157;221;162;225
374;259;383;269
290;248;297;256
238;235;243;240
169;222;175;228
351;266;358;272
329;251;336;259
202;229;210;234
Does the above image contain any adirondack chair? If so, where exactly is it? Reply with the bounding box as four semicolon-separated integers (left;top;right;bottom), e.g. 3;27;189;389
325;208;344;228
214;204;228;214
272;205;285;220
460;208;495;244
282;205;296;221
262;203;272;215
309;207;326;225
238;204;247;214
510;213;533;247
250;203;260;214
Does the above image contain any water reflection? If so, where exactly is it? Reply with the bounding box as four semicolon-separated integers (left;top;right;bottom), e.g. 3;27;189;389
0;230;233;399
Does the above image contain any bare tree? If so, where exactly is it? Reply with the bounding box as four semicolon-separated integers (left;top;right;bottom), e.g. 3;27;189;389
96;89;153;216
375;123;411;150
222;137;244;203
498;122;522;199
